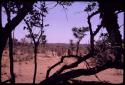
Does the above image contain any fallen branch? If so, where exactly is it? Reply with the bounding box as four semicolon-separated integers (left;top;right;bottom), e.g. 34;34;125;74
46;53;92;78
40;61;113;85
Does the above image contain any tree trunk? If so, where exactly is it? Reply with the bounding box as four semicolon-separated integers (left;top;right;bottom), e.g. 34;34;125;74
90;35;94;54
33;44;38;84
98;1;123;64
76;40;80;55
0;51;2;83
0;34;9;83
9;33;15;84
39;61;113;85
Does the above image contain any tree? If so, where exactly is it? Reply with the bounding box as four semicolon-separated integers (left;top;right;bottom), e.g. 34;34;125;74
0;1;35;83
3;2;16;84
72;26;89;55
98;0;124;65
84;2;103;54
24;1;48;84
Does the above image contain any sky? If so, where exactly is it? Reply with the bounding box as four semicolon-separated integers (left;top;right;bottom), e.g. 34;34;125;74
2;2;124;44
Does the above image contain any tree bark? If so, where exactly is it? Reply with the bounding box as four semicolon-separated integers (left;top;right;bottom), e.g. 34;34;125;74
98;1;123;64
9;33;15;84
39;61;113;85
76;39;81;55
90;35;94;53
33;44;38;84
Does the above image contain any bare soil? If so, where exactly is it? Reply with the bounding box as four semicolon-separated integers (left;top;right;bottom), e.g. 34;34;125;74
1;49;123;84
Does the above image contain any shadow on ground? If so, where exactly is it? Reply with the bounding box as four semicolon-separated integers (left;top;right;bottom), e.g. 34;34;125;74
56;80;123;85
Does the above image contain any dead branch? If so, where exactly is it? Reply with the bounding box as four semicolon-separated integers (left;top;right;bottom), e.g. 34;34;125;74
46;53;92;78
40;61;113;85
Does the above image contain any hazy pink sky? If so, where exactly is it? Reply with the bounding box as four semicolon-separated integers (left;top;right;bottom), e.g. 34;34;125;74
2;2;124;44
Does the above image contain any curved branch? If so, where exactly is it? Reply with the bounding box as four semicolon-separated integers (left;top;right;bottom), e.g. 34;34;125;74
88;10;102;36
87;10;102;53
24;19;36;44
40;61;113;85
46;59;63;79
46;54;82;78
93;24;103;36
89;11;100;19
46;53;92;78
48;2;58;10
4;1;35;33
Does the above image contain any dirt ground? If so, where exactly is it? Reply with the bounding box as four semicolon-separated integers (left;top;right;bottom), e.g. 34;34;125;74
1;52;123;84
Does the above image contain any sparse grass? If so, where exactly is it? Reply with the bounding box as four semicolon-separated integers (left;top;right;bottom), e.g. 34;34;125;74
2;43;123;84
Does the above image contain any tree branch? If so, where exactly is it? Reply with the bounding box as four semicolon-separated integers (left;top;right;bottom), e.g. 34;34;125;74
87;12;93;35
24;19;36;44
48;2;58;10
89;11;100;19
46;53;92;78
46;54;81;78
40;61;113;85
93;24;103;36
3;1;35;37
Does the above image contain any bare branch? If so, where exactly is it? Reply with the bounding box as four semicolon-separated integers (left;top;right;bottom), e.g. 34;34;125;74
87;10;101;53
93;24;103;36
46;54;82;78
61;5;68;21
46;60;63;79
40;61;113;85
89;10;100;19
87;10;100;35
4;1;35;35
87;12;93;35
46;53;92;78
24;19;36;44
48;2;58;10
85;60;102;82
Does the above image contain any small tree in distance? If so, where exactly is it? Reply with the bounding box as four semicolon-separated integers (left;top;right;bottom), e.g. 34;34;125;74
72;27;89;55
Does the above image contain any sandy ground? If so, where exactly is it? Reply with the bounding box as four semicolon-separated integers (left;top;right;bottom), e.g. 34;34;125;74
1;53;123;84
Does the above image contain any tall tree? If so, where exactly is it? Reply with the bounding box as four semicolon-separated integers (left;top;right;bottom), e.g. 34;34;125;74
24;1;48;84
2;2;15;84
0;1;35;83
98;0;124;65
72;26;89;55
